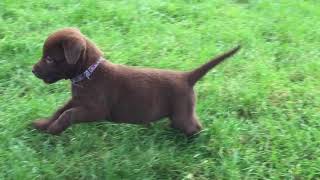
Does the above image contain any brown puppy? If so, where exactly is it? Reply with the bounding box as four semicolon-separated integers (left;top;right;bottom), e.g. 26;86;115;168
32;28;240;136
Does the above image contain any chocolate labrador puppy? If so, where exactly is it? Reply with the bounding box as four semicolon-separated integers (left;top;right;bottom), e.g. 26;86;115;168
32;28;240;136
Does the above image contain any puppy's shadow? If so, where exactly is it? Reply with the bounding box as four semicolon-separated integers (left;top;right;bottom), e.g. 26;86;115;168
134;121;212;148
25;121;212;156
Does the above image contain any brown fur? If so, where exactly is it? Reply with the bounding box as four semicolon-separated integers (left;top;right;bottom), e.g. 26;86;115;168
32;28;240;136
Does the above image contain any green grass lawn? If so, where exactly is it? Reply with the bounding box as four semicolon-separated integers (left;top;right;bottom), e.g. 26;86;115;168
1;0;320;179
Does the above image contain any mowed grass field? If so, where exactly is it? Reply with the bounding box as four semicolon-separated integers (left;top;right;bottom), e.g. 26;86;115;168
1;0;320;179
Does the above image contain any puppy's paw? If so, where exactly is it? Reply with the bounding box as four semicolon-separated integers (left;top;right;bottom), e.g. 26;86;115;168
32;119;52;131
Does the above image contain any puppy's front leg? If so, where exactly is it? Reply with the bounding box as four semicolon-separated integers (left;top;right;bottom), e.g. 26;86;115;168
33;100;73;131
46;107;105;135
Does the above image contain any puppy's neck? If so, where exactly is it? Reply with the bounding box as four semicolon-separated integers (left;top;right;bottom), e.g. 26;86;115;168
71;39;104;86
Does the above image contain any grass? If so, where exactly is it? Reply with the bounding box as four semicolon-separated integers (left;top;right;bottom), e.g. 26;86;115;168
1;0;320;179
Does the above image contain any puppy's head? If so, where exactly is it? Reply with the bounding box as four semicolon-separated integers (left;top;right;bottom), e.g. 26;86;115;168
32;28;87;84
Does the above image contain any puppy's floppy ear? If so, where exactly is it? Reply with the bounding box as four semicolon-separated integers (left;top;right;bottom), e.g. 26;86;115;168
63;36;86;64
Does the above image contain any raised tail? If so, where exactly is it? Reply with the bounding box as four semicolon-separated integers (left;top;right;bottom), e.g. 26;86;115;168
187;45;241;86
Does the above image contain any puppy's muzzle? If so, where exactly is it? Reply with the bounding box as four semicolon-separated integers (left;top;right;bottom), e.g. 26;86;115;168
32;65;57;84
32;65;44;79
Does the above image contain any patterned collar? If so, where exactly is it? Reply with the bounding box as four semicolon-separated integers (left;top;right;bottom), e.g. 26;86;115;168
71;57;103;84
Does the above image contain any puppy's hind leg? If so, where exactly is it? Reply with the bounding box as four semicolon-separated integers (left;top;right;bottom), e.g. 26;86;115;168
169;96;202;136
170;114;202;137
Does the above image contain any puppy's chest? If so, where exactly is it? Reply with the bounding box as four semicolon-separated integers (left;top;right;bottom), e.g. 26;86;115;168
71;85;110;104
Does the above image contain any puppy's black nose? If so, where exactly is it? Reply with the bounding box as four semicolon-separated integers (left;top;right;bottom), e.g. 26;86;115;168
32;69;38;76
32;68;39;76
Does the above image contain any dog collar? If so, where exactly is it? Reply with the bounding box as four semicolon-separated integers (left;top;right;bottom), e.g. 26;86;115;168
71;57;103;84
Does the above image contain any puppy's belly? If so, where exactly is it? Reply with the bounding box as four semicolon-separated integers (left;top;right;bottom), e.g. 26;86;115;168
109;101;170;124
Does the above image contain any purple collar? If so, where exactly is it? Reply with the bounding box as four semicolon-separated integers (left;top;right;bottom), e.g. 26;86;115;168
71;57;103;84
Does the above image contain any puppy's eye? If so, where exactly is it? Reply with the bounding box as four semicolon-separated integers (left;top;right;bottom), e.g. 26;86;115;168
45;56;54;64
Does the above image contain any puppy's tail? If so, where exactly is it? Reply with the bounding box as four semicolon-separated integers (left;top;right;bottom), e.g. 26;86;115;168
186;45;241;86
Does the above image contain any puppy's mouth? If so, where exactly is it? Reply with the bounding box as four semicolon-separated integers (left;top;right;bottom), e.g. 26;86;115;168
42;78;58;84
33;73;60;84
